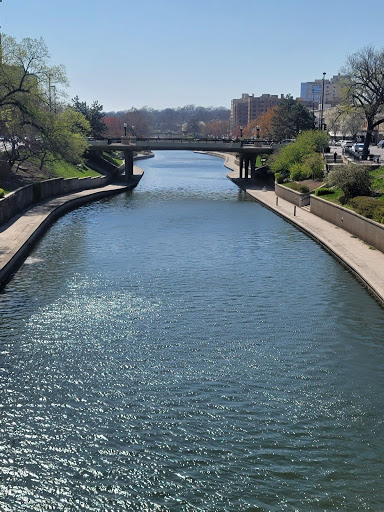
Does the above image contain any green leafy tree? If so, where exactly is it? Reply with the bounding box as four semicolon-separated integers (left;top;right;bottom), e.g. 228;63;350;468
270;130;328;176
271;95;315;141
0;34;69;166
301;153;324;179
328;163;371;198
31;107;90;170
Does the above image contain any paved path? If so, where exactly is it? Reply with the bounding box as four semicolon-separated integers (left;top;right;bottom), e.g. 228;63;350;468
221;153;384;306
0;169;143;289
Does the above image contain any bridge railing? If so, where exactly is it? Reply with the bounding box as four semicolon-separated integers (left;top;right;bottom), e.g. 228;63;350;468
90;137;271;148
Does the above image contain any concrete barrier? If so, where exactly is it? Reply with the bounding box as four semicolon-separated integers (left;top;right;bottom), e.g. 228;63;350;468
0;175;110;227
310;195;384;252
275;183;310;207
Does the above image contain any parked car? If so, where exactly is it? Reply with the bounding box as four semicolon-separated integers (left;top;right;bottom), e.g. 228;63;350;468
377;140;384;148
351;143;370;155
340;140;354;149
280;139;296;145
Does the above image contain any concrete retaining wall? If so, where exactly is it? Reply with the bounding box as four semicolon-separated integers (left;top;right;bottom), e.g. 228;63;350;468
0;175;109;227
275;183;310;207
310;195;384;252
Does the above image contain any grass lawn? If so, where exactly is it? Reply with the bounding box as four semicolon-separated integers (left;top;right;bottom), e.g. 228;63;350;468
314;189;345;204
50;159;101;179
370;166;384;195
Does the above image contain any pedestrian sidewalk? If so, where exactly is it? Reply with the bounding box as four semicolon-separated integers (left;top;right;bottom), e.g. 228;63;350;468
222;153;384;306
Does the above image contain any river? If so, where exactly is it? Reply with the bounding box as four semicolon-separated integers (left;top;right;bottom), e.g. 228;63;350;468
0;151;383;511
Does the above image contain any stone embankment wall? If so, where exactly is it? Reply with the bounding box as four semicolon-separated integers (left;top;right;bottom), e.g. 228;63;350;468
310;195;384;253
0;175;109;227
275;183;384;251
275;183;310;207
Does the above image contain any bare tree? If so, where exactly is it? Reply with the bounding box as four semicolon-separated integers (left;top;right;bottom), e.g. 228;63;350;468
342;46;384;158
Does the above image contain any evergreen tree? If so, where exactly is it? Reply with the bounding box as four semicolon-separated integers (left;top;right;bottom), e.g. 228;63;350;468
272;95;315;141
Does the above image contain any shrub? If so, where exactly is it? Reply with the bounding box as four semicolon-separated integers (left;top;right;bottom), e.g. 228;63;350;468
327;163;371;198
289;182;309;193
348;196;384;223
275;172;284;184
373;206;384;224
0;188;5;198
315;188;335;196
349;196;377;218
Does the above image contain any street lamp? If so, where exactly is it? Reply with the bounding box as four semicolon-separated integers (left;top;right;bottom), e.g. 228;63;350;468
320;72;326;130
123;123;127;136
256;124;260;138
240;125;243;138
132;125;135;137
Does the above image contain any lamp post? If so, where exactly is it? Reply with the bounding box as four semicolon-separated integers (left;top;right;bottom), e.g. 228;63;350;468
132;125;135;137
123;123;127;136
312;86;316;129
239;125;243;138
320;72;326;130
256;124;260;139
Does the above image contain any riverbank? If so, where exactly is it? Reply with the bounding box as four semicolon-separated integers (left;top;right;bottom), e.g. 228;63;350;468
220;153;384;307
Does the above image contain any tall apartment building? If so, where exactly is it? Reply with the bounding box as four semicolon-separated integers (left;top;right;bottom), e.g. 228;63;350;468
300;74;344;108
230;93;284;133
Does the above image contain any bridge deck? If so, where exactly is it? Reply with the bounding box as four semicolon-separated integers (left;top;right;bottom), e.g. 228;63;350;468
89;138;274;154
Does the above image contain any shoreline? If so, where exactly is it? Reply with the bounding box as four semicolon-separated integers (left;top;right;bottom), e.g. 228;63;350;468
216;152;384;307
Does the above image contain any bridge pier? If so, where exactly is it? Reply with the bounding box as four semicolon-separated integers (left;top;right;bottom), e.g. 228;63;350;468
245;155;251;180
239;155;244;179
250;155;256;180
239;153;257;180
124;150;134;181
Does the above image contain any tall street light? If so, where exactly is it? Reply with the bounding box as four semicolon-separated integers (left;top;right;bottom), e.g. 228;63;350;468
123;123;127;136
320;72;326;130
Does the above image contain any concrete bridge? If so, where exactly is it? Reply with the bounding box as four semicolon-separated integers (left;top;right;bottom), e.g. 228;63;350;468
88;137;275;181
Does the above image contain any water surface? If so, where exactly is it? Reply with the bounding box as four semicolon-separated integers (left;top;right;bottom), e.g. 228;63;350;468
0;151;383;511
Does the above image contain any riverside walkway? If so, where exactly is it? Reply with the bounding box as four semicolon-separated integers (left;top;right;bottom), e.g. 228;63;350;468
222;153;384;306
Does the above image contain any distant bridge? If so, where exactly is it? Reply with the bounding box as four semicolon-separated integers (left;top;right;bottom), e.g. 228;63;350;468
88;137;276;181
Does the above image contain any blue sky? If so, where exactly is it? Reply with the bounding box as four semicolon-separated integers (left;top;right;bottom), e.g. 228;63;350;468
2;1;383;112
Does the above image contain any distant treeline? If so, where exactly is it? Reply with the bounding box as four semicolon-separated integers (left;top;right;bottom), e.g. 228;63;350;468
104;105;230;137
